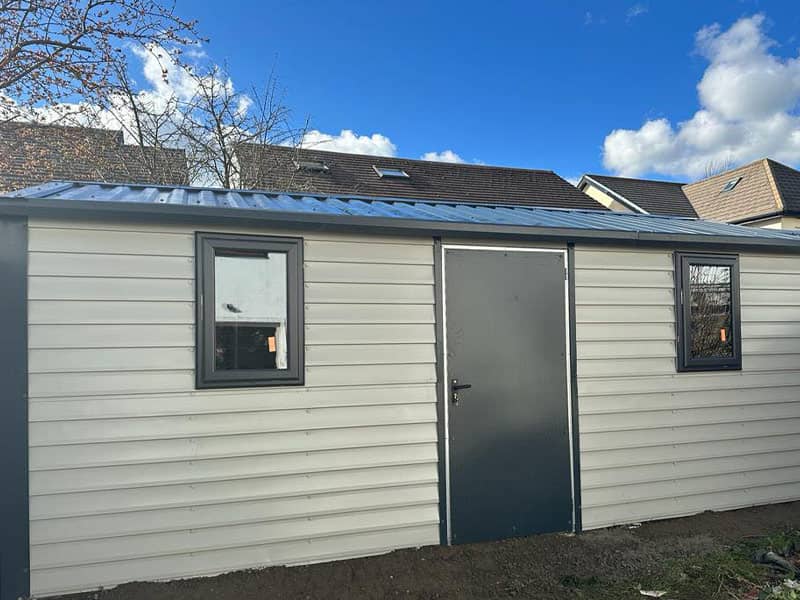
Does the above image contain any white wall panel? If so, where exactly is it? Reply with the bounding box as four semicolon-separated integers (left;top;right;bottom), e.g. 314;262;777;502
28;220;439;596
575;247;800;529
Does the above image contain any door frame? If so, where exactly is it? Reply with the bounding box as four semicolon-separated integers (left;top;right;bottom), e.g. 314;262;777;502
434;242;579;545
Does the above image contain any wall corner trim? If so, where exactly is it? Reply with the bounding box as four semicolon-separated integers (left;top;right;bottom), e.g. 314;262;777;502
0;216;29;600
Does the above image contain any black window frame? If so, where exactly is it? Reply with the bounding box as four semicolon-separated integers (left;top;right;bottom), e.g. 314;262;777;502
196;232;304;388
674;251;742;372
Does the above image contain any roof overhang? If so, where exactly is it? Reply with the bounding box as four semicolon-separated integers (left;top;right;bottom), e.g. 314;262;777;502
4;194;800;253
577;175;650;215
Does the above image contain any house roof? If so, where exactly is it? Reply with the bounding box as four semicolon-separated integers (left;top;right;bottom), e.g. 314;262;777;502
580;174;697;217
765;159;800;215
0;122;189;192
4;180;800;250
235;143;603;211
681;159;785;223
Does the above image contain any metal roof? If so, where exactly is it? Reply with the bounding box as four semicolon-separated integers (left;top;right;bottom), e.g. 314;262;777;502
5;180;800;248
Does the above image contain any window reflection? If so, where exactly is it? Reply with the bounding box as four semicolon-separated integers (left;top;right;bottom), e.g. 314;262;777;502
688;264;733;359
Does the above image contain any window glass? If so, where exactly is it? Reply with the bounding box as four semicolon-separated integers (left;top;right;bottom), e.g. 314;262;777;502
688;264;733;359
214;252;288;371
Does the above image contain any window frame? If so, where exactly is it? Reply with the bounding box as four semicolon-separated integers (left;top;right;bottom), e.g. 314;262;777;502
674;251;742;372
196;232;304;389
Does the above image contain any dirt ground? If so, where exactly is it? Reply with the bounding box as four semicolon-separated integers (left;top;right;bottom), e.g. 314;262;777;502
56;501;800;600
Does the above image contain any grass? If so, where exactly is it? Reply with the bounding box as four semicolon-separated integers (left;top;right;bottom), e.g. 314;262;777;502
561;530;800;600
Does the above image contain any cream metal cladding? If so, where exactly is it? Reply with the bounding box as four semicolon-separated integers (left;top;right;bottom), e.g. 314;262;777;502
27;218;440;596
575;247;800;529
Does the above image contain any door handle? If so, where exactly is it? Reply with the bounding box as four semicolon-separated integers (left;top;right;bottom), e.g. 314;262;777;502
451;379;472;404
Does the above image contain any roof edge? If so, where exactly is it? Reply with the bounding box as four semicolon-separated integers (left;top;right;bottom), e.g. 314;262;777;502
578;175;650;215
764;158;787;212
4;194;800;252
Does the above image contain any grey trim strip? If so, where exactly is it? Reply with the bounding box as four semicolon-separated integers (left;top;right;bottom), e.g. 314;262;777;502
432;237;448;545
0;216;29;600
567;244;582;533
3;197;800;252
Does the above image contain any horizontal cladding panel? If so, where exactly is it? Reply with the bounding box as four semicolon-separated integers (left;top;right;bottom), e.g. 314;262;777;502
30;348;195;374
30;276;193;301
304;262;433;285
578;371;800;396
29;300;195;325
582;418;800;451
28;221;440;596
304;240;433;264
576;305;674;324
580;402;800;434
31;403;437;446
306;344;435;366
575;286;674;306
579;387;800;414
304;282;434;304
573;250;672;270
583;449;800;489
575;246;800;530
31;524;440;597
31;444;439;495
28;227;195;256
582;434;800;471
31;484;440;544
30;462;439;518
31;423;438;471
583;483;800;530
31;504;440;570
29;252;194;279
741;255;800;273
305;303;435;324
30;364;436;397
576;268;673;288
29;385;437;421
583;466;800;508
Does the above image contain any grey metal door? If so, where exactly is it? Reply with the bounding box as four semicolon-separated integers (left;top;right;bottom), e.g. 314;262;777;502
444;247;573;544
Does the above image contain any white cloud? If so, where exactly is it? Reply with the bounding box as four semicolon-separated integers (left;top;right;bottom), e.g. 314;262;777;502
602;14;800;179
420;149;465;163
626;3;648;20
300;129;397;156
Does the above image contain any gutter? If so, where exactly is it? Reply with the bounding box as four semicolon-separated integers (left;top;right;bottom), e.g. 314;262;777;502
3;196;800;253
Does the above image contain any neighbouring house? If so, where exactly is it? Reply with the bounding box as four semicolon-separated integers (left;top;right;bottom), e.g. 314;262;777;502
235;143;604;210
3;179;800;598
578;158;800;228
0;122;189;191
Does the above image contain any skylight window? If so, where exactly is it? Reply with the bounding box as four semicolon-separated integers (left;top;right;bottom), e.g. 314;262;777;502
293;159;328;172
721;176;742;192
373;165;410;178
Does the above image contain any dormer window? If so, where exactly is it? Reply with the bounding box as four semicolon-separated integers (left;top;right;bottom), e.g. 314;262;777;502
373;166;410;178
721;176;742;192
293;159;328;172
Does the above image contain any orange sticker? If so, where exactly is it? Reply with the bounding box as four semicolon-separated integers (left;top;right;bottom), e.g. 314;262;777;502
720;328;727;342
268;336;276;352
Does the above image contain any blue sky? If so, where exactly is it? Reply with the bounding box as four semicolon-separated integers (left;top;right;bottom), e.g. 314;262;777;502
178;1;800;182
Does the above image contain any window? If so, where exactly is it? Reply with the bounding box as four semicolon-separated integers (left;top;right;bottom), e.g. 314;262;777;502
674;252;741;372
196;233;304;388
293;159;328;172
373;165;410;178
721;176;742;192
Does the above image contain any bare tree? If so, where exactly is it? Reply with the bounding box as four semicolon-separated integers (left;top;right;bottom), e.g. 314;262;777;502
704;155;734;179
0;0;201;118
178;64;300;188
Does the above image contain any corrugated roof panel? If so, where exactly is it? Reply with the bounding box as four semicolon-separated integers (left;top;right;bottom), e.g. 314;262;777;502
5;180;800;244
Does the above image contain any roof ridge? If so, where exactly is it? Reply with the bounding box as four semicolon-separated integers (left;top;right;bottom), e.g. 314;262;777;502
238;143;557;175
763;158;785;212
586;173;686;185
